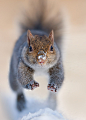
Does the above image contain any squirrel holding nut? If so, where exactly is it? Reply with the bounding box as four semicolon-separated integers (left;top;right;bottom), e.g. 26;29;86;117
9;0;64;111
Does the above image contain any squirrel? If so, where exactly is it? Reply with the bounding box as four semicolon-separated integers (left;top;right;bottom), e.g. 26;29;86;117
9;0;64;111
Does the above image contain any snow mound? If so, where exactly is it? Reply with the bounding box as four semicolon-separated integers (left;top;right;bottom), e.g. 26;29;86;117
21;108;66;120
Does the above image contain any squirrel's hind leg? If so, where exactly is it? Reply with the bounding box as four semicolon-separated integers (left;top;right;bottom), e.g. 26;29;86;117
9;71;26;111
17;92;26;111
9;58;26;111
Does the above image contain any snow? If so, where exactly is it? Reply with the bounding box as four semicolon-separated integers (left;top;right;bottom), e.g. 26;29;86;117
21;108;66;120
38;54;46;61
1;92;66;120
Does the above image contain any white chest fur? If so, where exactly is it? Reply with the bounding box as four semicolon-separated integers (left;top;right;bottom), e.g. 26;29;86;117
32;68;49;99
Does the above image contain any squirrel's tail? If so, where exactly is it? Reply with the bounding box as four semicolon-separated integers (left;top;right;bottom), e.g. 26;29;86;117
20;0;65;50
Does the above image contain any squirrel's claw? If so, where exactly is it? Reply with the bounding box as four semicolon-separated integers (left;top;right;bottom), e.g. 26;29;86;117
47;84;57;92
30;81;39;90
25;80;39;90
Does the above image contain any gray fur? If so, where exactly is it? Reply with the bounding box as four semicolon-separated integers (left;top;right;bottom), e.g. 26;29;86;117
49;57;64;90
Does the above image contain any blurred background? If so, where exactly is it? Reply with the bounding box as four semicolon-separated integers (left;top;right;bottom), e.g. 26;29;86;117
0;0;86;120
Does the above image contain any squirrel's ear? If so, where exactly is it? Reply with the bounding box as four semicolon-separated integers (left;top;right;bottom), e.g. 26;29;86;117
27;30;34;46
49;30;54;43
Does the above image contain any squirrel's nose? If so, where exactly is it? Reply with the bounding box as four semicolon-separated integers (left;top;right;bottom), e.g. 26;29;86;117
37;50;46;63
38;50;45;55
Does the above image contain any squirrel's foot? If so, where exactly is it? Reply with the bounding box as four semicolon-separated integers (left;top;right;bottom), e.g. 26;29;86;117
25;80;39;90
47;83;57;92
17;93;26;111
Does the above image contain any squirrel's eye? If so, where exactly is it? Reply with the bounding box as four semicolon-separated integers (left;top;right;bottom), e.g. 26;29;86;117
50;46;53;51
29;46;33;52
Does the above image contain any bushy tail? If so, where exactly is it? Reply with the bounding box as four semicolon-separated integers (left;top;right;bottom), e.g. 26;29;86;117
20;0;65;50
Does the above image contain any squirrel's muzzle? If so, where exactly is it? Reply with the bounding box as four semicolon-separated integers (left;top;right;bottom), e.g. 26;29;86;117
37;50;46;65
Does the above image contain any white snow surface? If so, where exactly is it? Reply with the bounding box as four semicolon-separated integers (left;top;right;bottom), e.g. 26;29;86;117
21;108;66;120
2;92;66;120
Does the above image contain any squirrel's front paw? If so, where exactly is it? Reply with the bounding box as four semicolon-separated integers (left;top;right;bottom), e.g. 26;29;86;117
47;83;57;92
25;80;39;90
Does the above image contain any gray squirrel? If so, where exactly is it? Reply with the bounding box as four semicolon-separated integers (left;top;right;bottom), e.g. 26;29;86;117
9;0;64;111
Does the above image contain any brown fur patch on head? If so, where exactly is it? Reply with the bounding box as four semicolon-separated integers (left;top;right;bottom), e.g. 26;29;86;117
30;35;53;52
26;34;57;66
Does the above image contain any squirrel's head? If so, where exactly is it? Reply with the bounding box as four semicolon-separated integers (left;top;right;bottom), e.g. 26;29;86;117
24;30;59;69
